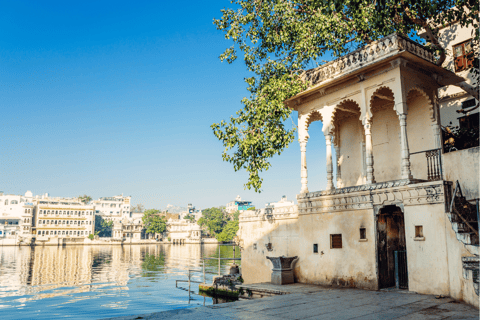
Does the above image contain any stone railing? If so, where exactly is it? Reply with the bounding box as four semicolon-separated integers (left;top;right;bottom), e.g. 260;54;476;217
297;179;448;215
240;205;299;222
302;33;435;87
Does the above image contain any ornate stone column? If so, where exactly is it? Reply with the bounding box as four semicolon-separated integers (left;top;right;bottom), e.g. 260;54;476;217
300;139;309;193
399;113;412;179
433;123;442;150
325;133;335;191
334;144;342;188
364;118;375;184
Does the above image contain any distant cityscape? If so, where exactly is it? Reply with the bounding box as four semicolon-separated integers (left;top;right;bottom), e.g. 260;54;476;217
0;190;290;246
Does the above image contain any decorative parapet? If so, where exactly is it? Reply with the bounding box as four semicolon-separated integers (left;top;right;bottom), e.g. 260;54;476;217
239;205;299;223
302;33;435;87
240;180;447;221
298;179;422;199
297;180;447;215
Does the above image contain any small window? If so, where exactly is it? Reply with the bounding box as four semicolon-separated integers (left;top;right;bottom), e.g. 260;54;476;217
253;243;257;250
331;234;342;249
453;40;474;72
415;226;423;238
360;228;366;240
313;243;318;253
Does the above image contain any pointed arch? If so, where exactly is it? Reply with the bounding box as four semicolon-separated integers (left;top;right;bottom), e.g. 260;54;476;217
369;86;396;117
305;110;323;130
332;99;365;187
406;87;435;123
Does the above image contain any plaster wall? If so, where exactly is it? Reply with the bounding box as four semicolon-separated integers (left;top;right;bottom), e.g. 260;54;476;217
444;214;479;308
239;209;377;290
403;203;450;296
338;117;365;187
443;146;479;200
407;92;437;180
371;106;401;182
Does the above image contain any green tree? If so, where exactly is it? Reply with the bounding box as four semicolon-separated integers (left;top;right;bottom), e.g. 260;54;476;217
142;209;167;235
212;0;479;192
78;194;92;204
94;216;113;237
184;213;196;222
216;220;239;242
198;207;227;236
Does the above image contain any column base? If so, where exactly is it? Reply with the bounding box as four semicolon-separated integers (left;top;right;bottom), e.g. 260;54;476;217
271;269;295;285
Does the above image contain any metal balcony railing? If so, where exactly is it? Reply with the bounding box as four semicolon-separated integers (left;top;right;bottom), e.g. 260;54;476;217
410;148;443;181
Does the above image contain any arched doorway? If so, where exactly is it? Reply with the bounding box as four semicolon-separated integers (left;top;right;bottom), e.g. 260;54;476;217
376;205;408;289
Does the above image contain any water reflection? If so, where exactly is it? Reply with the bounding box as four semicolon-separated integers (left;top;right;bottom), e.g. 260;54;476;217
0;244;240;319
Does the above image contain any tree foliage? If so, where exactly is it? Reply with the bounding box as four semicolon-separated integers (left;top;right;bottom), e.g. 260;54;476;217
94;216;113;237
78;194;92;204
216;220;240;242
142;209;167;235
197;207;241;242
184;213;196;222
212;0;479;192
198;207;226;236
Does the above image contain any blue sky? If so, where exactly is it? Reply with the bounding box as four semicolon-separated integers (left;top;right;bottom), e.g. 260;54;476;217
0;1;328;209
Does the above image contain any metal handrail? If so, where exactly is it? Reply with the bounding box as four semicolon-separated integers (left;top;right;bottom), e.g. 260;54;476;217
410;148;443;181
449;181;479;237
409;147;442;155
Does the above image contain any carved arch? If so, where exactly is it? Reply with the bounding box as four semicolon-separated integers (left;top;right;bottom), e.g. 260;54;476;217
332;99;362;124
406;86;435;123
369;86;396;117
305;110;323;130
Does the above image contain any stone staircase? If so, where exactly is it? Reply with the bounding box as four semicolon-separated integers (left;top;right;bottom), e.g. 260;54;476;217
446;181;479;296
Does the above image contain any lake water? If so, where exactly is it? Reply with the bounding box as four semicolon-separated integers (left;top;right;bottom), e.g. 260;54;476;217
0;244;240;319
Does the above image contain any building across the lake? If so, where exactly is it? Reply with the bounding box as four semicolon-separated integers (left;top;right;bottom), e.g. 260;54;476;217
226;195;254;213
33;195;95;243
92;195;131;221
0;191;35;244
166;219;202;244
238;30;478;308
113;216;146;241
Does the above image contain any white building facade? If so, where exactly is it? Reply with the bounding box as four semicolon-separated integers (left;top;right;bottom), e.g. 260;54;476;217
34;196;95;240
0;191;34;244
92;195;131;222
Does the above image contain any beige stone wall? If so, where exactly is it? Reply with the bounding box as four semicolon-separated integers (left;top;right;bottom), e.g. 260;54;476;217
407;90;437;180
240;209;377;290
371;106;401;182
444;216;479;308
338;116;365;187
443;146;479;201
240;181;479;308
403;203;450;296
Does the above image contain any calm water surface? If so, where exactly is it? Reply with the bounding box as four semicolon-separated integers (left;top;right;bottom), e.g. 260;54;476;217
0;244;240;319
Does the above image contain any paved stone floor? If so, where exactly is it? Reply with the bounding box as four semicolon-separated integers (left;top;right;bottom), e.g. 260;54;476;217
102;283;479;320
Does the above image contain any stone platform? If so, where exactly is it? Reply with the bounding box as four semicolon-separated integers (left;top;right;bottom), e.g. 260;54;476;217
100;283;479;320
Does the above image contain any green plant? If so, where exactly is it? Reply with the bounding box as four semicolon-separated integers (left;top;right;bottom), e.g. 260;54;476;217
443;125;479;153
88;234;94;240
167;237;171;241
